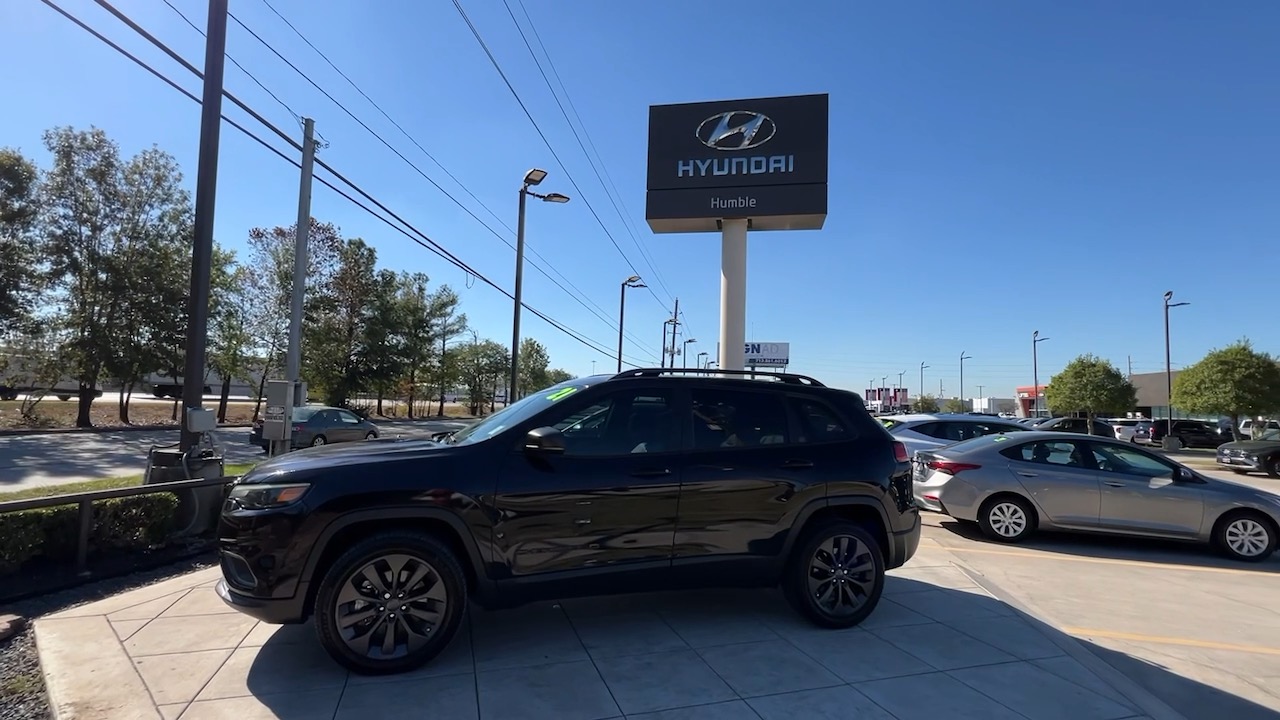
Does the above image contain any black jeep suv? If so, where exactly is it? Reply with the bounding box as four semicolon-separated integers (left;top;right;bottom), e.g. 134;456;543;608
216;368;921;674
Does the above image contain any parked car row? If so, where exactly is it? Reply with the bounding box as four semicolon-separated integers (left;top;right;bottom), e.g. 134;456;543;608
249;405;380;450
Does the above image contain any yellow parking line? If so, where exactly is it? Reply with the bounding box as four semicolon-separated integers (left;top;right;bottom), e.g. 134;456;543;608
943;545;1274;577
1063;627;1280;656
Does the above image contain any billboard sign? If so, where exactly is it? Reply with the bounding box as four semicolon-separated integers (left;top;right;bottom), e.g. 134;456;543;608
646;94;829;233
744;342;789;367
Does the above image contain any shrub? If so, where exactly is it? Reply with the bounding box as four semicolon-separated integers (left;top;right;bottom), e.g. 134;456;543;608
0;493;179;574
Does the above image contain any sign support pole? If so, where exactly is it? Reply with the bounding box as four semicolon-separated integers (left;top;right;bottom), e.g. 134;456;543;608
719;218;748;371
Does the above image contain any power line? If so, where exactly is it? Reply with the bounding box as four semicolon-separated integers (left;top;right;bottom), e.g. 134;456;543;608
501;0;675;304
53;0;654;367
223;4;657;357
448;0;669;315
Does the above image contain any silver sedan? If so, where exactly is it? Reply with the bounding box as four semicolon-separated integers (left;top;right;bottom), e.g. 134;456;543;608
912;431;1280;562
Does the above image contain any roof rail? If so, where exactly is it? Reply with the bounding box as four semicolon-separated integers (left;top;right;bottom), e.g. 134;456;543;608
611;367;826;387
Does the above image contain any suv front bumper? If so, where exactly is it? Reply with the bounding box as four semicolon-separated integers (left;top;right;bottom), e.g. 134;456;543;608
216;578;308;624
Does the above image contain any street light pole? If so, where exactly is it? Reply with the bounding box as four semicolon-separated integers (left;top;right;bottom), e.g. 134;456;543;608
959;351;973;408
1032;330;1049;418
897;370;906;410
683;338;697;369
919;362;929;405
1163;291;1190;430
509;168;569;404
617;276;644;372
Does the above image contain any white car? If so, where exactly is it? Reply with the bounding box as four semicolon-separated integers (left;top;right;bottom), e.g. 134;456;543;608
1104;417;1145;442
880;413;1030;457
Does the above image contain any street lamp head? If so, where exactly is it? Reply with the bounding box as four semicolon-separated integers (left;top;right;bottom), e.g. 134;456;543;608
1163;290;1174;302
542;192;570;203
1032;330;1039;340
684;338;697;345
625;275;642;284
523;168;548;186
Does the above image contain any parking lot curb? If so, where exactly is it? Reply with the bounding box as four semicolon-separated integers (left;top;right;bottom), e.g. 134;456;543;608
953;563;1188;720
0;423;251;438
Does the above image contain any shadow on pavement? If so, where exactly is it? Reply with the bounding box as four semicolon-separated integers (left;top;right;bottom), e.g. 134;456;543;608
938;517;1280;574
234;572;1275;719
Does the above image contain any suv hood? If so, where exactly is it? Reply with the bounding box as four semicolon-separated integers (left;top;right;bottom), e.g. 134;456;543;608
237;438;446;484
1220;440;1280;452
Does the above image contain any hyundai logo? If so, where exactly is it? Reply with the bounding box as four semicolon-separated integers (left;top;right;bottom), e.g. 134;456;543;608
696;111;776;151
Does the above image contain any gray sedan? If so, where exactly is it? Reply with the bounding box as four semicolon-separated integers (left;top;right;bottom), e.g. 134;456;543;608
251;405;379;450
913;431;1280;562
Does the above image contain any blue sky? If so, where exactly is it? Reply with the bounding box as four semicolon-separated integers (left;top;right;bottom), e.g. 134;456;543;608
2;0;1277;398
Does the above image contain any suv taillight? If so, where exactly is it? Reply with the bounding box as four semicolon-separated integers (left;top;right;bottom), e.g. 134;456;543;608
892;441;909;463
925;460;981;475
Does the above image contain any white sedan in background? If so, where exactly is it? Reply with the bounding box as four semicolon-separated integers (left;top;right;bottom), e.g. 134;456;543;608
880;413;1030;457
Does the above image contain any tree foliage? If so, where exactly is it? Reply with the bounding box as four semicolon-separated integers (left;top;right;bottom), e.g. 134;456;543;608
0;147;40;333
943;397;968;414
1045;355;1136;432
1173;340;1280;439
912;394;940;413
456;338;510;415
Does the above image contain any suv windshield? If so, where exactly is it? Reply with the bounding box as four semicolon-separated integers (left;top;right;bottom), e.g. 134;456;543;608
447;380;587;445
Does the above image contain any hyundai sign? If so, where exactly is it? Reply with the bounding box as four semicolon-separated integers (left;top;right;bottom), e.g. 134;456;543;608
744;342;789;367
646;94;829;233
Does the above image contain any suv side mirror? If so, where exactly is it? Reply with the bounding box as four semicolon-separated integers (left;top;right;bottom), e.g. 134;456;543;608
524;426;566;455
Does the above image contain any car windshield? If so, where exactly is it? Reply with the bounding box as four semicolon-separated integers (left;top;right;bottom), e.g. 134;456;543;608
446;380;588;445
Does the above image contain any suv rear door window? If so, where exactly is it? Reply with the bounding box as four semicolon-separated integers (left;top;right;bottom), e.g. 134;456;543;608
791;398;852;443
691;389;790;450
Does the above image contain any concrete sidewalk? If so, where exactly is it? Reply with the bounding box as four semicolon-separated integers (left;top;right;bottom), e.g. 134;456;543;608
34;540;1167;720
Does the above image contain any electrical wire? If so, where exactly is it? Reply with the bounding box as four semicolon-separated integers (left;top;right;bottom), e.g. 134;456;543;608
51;0;655;367
504;0;675;305
448;0;670;314
153;1;657;357
240;0;659;356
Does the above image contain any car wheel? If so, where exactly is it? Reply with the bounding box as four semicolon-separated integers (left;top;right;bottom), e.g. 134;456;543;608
1265;455;1280;480
784;520;885;629
314;531;467;674
365;431;377;440
56;394;70;402
1216;512;1276;562
311;435;327;447
978;495;1035;543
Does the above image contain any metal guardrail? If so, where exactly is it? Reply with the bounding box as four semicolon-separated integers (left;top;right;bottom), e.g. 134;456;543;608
0;476;240;574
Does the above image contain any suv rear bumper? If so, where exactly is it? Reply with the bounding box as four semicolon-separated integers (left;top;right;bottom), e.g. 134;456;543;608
888;510;921;569
216;578;308;624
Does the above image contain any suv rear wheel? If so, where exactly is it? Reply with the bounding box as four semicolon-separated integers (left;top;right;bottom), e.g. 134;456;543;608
785;520;885;629
314;531;467;674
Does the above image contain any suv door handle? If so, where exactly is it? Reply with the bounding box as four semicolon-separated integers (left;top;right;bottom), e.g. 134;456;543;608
631;468;671;478
1016;471;1038;478
1103;480;1125;487
781;459;814;469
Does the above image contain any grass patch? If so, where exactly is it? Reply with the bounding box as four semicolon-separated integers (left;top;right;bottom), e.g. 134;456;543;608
0;463;258;503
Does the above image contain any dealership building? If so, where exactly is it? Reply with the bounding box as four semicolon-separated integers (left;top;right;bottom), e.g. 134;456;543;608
1015;371;1186;419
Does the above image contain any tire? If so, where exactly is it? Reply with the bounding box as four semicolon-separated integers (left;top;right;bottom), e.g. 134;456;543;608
311;435;327;447
784;520;885;629
978;495;1035;543
365;431;377;440
314;531;468;675
1215;512;1276;562
1265;455;1280;480
56;395;70;402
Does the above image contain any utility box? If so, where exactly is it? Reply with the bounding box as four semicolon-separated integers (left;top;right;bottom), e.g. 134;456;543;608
144;448;226;536
263;380;295;442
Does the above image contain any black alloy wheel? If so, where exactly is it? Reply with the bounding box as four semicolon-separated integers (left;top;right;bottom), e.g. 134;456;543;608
314;532;467;674
786;521;884;629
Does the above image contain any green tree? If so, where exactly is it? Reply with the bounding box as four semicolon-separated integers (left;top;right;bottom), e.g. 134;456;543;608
361;268;409;415
1173;340;1280;440
304;237;379;406
1044;354;1136;433
518;337;551;396
456;337;509;416
423;287;466;417
545;368;574;386
208;248;252;422
0;147;40;334
242;219;342;417
943;398;968;414
913;394;940;413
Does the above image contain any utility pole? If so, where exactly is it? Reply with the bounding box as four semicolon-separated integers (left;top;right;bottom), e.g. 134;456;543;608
179;0;228;452
667;298;680;369
1127;355;1132;378
284;118;316;408
920;362;929;404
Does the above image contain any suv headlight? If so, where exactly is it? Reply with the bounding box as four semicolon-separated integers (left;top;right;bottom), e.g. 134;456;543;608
227;483;310;510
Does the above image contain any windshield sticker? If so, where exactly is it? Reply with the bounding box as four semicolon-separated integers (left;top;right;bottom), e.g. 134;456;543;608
546;387;578;402
993;435;1009;442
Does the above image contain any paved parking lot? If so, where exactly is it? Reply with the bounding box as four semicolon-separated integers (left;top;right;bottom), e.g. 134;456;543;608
36;539;1163;720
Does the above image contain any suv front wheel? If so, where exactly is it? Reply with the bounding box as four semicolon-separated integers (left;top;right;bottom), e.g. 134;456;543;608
314;531;467;675
785;520;885;629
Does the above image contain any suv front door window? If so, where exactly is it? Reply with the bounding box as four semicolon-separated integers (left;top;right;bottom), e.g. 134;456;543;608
492;387;682;578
